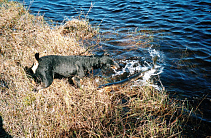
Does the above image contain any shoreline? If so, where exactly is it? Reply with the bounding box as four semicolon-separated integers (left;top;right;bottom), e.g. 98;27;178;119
0;1;199;137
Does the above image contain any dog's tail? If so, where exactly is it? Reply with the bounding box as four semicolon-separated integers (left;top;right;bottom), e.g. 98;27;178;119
35;53;40;61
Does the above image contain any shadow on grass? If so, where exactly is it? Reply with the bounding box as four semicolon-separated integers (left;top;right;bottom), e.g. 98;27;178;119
0;116;12;138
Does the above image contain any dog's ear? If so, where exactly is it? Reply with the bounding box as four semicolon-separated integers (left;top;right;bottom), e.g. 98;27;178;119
35;53;39;61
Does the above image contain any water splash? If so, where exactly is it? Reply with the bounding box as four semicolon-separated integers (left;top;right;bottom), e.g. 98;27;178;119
112;46;165;90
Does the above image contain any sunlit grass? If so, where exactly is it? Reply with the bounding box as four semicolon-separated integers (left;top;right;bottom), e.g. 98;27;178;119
0;1;187;137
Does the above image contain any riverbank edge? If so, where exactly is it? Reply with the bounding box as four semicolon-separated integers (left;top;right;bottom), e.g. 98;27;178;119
0;1;188;137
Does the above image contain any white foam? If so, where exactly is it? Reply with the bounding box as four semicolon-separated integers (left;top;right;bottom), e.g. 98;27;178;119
112;46;164;90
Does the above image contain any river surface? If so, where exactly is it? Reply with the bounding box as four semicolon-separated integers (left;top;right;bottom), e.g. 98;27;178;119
17;0;211;122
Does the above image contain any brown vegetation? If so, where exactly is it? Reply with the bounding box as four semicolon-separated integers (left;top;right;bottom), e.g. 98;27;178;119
0;1;186;137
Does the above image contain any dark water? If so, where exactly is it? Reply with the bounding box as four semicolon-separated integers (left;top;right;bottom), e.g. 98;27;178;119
17;0;211;122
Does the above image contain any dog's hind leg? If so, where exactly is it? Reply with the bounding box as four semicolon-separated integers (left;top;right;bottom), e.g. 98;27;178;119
34;70;54;91
72;61;86;88
72;76;81;88
75;61;86;78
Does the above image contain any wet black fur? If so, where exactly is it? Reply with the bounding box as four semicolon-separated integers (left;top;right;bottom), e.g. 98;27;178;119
25;53;119;91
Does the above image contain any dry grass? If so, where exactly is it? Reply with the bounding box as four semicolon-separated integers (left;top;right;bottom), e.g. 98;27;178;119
0;1;186;137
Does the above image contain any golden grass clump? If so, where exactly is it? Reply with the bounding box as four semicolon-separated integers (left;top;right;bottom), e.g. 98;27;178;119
0;1;186;137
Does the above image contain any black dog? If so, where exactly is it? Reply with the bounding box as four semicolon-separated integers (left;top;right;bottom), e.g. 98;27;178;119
25;53;119;91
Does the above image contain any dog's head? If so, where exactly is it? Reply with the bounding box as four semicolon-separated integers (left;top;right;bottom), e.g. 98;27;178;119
99;55;119;70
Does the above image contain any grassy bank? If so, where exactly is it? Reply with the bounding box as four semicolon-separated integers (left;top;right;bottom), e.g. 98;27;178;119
0;1;186;137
